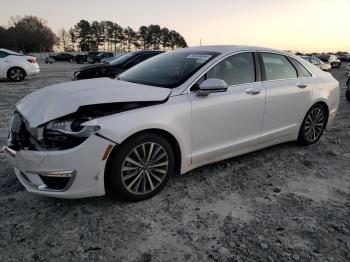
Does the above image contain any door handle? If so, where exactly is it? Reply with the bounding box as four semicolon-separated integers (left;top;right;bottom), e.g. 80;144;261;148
245;88;261;95
297;83;307;89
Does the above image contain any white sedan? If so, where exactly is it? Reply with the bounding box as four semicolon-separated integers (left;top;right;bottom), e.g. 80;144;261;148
3;45;340;201
0;48;40;82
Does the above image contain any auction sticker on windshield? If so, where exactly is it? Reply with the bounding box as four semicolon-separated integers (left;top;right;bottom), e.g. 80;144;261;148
186;54;212;63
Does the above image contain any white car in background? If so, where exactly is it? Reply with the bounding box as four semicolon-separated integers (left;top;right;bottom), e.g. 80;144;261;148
0;48;40;82
3;45;340;201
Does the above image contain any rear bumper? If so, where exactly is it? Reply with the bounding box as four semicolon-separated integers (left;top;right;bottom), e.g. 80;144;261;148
26;64;40;76
3;134;115;199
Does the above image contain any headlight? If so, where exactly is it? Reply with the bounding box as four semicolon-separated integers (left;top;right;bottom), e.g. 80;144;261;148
46;118;100;137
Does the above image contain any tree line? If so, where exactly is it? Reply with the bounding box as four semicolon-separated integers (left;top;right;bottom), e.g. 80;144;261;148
59;20;188;52
0;16;59;53
0;16;188;53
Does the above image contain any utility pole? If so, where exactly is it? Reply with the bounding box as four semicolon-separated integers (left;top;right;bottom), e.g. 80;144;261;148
200;39;202;46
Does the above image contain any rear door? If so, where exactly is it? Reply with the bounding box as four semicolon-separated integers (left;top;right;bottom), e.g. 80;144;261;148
259;52;314;141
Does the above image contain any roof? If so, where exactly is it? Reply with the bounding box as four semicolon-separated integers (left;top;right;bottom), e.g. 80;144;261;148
0;48;21;55
174;45;290;55
132;50;164;54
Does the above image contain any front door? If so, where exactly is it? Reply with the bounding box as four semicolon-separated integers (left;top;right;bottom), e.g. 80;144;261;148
188;52;266;165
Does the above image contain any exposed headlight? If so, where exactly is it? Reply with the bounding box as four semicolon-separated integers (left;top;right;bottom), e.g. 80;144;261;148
46;118;100;137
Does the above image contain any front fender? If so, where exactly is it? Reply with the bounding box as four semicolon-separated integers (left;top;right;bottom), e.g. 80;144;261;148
88;95;192;168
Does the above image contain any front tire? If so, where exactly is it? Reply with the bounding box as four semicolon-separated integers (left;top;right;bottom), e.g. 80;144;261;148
298;104;327;145
7;67;26;82
106;133;174;201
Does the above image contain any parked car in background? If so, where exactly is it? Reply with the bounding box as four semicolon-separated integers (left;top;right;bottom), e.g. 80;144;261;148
92;52;115;63
73;50;163;80
101;52;126;64
45;53;75;63
338;54;350;62
74;52;100;64
301;56;331;72
345;63;350;75
346;73;350;102
3;45;340;200
317;54;341;69
0;48;40;82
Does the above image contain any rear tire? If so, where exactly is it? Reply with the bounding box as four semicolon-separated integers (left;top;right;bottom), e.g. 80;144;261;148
105;133;174;201
298;104;327;145
7;67;26;82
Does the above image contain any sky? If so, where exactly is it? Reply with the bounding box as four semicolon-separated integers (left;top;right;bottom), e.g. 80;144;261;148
0;0;349;53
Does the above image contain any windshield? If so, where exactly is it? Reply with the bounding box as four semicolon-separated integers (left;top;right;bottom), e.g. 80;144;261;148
110;52;134;65
119;51;219;88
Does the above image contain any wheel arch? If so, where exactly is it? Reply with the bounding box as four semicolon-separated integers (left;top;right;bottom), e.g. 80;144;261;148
310;100;329;125
105;128;182;177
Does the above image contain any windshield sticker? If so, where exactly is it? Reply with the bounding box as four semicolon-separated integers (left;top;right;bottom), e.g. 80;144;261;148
186;54;212;62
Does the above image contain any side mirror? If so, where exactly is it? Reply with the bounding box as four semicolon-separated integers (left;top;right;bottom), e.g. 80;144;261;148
197;78;228;97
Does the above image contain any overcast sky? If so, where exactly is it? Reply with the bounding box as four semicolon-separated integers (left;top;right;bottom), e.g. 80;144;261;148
1;0;349;52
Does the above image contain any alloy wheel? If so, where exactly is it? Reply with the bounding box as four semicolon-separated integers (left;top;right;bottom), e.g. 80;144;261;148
304;107;325;142
9;68;24;81
121;142;169;195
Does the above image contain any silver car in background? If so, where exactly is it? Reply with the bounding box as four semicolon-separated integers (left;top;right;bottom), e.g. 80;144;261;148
301;56;331;72
4;45;340;201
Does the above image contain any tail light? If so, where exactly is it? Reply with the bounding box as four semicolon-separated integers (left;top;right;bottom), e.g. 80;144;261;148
27;57;37;64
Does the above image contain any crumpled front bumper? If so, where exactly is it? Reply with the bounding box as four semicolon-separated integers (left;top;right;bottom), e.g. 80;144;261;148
3;134;115;199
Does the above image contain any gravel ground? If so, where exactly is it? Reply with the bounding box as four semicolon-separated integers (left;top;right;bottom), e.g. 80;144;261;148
0;62;349;262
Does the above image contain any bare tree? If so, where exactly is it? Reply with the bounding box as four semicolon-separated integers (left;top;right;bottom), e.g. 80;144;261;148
68;28;77;51
58;28;69;51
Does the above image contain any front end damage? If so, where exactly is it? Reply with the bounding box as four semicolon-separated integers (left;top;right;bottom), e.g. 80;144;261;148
3;79;171;198
4;100;168;198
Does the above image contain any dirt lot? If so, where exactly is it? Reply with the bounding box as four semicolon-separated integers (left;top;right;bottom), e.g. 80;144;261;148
0;62;349;262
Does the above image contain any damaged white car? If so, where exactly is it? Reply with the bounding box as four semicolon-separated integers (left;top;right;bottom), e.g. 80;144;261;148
3;46;340;201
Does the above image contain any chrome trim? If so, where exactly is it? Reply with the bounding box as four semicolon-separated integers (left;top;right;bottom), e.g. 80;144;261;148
3;146;16;158
19;169;77;192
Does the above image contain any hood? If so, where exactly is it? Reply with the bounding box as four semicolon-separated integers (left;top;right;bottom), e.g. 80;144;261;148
16;78;171;127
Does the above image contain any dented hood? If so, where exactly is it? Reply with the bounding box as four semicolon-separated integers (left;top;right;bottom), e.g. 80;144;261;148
16;78;171;127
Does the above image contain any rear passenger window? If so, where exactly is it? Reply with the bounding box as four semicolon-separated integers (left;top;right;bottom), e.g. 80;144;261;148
289;58;312;77
206;52;255;86
261;53;297;80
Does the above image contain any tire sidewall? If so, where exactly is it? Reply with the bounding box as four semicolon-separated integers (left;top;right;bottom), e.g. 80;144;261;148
106;133;174;201
299;104;327;145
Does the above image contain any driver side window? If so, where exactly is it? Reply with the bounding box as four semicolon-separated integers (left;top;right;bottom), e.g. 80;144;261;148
192;52;255;91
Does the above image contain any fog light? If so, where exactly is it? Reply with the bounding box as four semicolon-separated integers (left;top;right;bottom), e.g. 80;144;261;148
39;170;75;178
